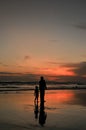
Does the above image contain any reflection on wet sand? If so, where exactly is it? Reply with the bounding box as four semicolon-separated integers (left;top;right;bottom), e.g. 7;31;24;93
39;102;47;126
46;90;74;102
45;90;86;107
34;100;47;126
0;90;86;130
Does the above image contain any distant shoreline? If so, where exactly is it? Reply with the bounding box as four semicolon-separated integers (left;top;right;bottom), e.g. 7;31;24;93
0;87;86;92
0;81;86;85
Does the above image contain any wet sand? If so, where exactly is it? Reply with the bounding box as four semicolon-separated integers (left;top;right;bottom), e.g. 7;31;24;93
0;90;86;130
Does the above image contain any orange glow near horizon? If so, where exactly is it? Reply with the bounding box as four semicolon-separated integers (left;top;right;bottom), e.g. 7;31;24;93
0;62;76;81
34;66;75;77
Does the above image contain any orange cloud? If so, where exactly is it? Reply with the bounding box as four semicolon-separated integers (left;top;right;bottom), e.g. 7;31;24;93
37;66;75;76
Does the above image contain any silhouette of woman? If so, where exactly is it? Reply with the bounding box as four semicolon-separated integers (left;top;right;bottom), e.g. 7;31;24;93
39;76;47;102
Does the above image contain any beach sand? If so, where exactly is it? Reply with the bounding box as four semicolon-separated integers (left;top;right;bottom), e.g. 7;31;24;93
0;90;86;130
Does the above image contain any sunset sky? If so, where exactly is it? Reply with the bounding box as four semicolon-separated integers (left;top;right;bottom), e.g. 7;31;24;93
0;0;86;82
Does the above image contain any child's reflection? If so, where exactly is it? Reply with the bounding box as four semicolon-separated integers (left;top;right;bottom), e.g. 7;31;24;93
39;101;47;126
34;101;39;120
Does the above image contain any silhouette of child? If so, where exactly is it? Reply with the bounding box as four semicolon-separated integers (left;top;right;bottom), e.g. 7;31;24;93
34;86;39;102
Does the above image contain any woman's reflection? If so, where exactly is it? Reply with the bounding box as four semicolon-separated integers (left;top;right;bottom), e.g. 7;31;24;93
39;101;47;126
34;101;47;126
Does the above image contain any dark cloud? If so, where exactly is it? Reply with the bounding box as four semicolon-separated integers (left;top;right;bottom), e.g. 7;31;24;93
55;75;86;83
0;72;22;75
60;62;86;76
47;61;66;65
47;61;60;65
0;62;24;68
61;62;79;68
0;62;9;67
24;55;31;60
74;62;86;76
74;23;86;30
0;72;40;82
47;61;80;67
49;40;57;43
